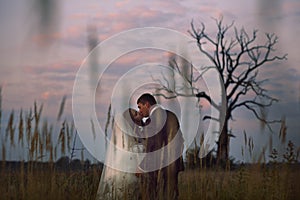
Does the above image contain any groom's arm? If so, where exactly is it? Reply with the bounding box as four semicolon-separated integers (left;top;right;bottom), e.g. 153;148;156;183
141;107;166;139
138;111;184;172
137;109;167;172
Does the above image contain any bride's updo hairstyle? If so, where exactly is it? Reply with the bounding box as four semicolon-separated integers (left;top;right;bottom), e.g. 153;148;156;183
123;108;143;127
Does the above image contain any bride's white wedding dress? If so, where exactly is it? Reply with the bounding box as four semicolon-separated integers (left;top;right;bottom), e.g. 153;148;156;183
96;109;144;200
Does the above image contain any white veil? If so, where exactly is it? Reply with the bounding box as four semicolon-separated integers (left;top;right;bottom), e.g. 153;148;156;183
96;109;144;200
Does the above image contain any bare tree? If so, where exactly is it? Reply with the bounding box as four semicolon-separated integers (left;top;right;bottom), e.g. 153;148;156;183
155;18;287;164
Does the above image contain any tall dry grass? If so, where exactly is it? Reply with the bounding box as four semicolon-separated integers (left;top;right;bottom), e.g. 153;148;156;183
179;163;300;200
0;91;299;199
0;164;101;200
0;92;103;199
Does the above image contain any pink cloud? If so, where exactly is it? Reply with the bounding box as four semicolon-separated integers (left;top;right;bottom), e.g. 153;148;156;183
282;1;300;15
111;21;134;32
115;0;131;8
31;32;62;47
60;3;194;49
70;13;89;20
99;33;111;41
65;25;84;38
31;23;87;48
151;0;187;15
138;9;160;18
41;91;50;100
24;60;80;75
94;5;186;32
112;50;167;66
197;5;223;18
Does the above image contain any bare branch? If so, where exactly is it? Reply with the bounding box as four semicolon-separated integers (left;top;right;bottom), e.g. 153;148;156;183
189;21;219;69
232;98;278;111
155;18;287;162
203;115;220;122
196;92;219;110
234;102;281;132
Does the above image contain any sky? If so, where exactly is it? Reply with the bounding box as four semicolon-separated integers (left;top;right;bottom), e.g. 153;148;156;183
0;0;299;163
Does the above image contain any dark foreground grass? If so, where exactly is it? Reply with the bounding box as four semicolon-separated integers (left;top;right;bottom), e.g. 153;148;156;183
0;163;101;200
179;164;300;200
1;163;299;200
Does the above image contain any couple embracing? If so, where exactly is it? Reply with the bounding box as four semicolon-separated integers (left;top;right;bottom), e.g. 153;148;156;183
97;93;185;200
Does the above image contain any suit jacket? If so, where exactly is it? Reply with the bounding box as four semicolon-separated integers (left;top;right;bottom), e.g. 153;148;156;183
139;105;184;173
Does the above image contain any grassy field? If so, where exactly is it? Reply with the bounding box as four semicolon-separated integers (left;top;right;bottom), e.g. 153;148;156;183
0;92;299;199
178;165;300;200
0;165;100;200
1;161;299;200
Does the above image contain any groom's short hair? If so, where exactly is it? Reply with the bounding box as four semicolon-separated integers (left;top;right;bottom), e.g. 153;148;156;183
137;93;157;106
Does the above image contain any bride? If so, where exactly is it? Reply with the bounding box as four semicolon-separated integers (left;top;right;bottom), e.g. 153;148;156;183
96;108;145;200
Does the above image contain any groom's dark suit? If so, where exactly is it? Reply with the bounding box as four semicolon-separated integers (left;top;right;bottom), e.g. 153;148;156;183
139;105;184;200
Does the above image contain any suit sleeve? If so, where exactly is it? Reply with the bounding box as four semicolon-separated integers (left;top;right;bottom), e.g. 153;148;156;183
138;110;184;172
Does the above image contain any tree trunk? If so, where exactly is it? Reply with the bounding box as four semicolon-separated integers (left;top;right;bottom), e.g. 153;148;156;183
217;120;229;166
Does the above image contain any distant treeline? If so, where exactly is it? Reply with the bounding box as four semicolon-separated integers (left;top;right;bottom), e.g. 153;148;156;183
0;157;103;172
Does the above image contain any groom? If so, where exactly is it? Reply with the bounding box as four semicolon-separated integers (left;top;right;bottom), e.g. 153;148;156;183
136;93;184;200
